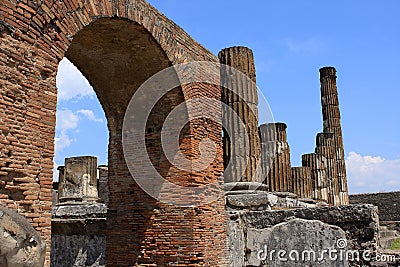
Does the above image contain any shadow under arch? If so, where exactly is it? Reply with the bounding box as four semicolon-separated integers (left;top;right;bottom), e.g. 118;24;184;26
64;17;194;265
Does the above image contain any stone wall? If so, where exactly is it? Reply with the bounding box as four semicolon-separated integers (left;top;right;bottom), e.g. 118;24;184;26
350;191;400;222
51;203;107;267
228;204;385;266
51;157;107;267
51;234;105;267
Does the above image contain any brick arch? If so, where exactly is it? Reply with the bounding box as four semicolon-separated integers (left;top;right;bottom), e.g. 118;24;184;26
0;0;227;266
64;17;181;132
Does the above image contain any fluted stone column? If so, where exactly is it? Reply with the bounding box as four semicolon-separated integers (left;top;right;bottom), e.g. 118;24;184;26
58;156;99;202
315;133;339;205
302;153;328;202
291;167;312;199
319;67;349;204
259;123;292;192
219;46;261;183
259;123;275;190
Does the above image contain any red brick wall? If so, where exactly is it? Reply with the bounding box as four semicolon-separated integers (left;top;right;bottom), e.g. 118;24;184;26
0;0;227;266
0;22;57;264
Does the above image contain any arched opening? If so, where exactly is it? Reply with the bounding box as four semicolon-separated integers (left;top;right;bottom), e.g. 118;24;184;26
1;2;228;265
55;17;191;265
53;57;108;183
51;58;109;266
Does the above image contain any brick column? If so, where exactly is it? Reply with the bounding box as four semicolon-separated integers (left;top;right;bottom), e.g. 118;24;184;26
259;123;292;192
319;67;349;204
219;46;261;183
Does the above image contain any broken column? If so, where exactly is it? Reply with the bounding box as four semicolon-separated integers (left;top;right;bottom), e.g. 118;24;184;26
219;46;261;183
259;123;275;190
291;167;312;199
98;165;109;205
259;123;292;192
302;153;329;202
315;133;339;205
58;156;99;203
319;67;349;204
52;157;107;266
56;166;64;204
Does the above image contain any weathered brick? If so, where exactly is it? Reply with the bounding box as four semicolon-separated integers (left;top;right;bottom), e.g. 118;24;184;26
0;0;227;266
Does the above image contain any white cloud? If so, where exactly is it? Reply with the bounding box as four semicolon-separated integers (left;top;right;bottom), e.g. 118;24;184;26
77;109;103;122
54;108;102;159
56;58;95;101
346;151;400;194
286;37;322;53
56;109;79;130
54;130;75;153
54;109;79;159
54;58;106;180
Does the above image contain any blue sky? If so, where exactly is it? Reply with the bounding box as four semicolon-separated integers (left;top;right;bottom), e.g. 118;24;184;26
55;0;400;194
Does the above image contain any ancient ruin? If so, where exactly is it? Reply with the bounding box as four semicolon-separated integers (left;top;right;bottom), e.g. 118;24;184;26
219;46;349;206
0;0;399;266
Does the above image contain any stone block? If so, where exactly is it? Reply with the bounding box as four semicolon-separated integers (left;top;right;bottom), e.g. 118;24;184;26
0;205;46;267
58;156;98;203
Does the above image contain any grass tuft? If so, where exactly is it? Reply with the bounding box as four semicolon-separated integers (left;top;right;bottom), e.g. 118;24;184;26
388;238;400;250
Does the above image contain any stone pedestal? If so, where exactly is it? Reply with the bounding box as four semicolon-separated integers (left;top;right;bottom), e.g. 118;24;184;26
224;182;272;211
224;182;316;212
58;156;99;203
